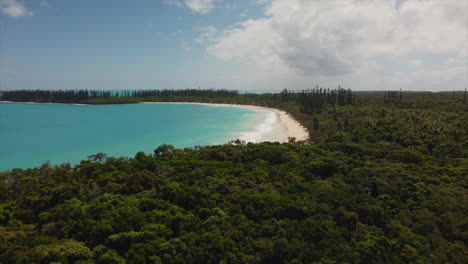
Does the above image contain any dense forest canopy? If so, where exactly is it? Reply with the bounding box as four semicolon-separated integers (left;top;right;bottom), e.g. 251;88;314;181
0;89;467;263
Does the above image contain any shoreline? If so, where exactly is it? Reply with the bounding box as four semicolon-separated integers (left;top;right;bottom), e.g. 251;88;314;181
1;100;310;143
140;102;309;142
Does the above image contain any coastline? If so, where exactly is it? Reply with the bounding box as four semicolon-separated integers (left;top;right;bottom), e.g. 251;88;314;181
0;100;310;143
140;102;309;143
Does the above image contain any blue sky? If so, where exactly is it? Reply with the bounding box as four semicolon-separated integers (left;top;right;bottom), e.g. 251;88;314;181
0;0;467;91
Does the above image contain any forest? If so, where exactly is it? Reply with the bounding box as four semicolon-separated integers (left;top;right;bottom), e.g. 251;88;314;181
0;89;467;263
0;89;239;104
0;87;354;114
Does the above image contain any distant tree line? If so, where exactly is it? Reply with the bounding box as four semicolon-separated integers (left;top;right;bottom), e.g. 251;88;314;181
464;88;467;104
0;89;240;103
0;87;354;114
0;89;105;103
279;86;354;114
384;89;403;103
116;89;239;98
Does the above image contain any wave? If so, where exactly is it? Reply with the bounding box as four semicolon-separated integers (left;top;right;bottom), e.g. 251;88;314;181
238;111;286;143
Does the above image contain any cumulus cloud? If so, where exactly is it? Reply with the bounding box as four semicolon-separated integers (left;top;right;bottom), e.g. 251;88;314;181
185;0;215;14
207;0;468;76
0;0;32;18
40;1;48;7
164;0;215;14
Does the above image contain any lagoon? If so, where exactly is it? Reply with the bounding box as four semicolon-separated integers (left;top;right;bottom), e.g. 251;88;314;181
0;102;285;170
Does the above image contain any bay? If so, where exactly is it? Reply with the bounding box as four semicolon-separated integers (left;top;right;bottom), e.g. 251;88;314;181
0;102;265;170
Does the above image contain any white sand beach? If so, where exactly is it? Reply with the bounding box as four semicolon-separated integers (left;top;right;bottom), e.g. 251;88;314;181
140;102;309;143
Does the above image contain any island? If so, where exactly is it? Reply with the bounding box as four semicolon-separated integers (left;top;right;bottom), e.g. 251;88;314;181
0;88;466;264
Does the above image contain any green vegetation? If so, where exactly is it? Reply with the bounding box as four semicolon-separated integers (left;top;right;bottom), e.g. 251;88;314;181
0;90;467;263
0;89;239;104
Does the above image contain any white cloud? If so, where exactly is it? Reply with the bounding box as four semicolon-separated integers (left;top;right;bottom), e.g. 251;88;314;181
408;59;423;66
204;62;466;92
40;1;48;7
387;66;467;91
185;0;214;14
0;0;32;18
446;56;468;65
195;26;217;43
164;0;215;14
447;58;457;65
207;0;468;77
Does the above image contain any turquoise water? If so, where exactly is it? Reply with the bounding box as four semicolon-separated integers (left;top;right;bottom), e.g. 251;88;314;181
0;102;261;170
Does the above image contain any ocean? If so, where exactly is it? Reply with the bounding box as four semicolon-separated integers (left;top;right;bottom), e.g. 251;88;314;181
0;102;286;170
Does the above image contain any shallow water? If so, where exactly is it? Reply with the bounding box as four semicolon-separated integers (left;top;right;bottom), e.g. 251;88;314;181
0;102;285;170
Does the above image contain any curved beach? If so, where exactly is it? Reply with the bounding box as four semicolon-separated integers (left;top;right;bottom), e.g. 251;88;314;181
1;100;309;143
140;102;309;143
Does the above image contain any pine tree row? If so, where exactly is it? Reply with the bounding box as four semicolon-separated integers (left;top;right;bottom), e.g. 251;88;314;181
280;86;353;114
0;89;239;103
383;89;403;103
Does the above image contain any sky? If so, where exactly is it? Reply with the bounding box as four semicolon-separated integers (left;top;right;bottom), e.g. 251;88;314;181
0;0;467;92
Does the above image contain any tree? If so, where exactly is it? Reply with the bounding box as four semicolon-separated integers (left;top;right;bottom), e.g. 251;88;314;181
313;116;320;130
154;144;175;158
88;152;107;162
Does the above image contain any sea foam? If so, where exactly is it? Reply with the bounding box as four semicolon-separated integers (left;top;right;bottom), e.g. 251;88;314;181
238;110;288;143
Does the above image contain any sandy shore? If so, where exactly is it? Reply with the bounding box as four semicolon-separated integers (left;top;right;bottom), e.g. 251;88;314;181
140;102;309;143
